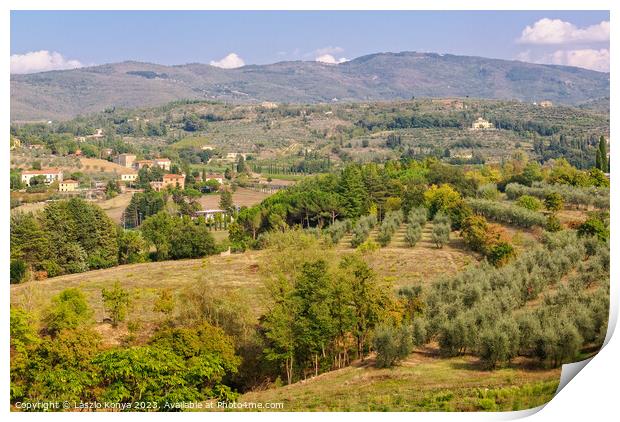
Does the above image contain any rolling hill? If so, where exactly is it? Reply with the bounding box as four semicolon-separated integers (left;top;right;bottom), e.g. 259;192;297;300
10;51;609;121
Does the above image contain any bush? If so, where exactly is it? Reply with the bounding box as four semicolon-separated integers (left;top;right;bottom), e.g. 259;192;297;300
578;217;609;242
487;242;516;267
102;281;131;327
516;195;542;211
544;193;564;212
373;324;413;368
44;289;93;335
545;215;562;232
465;198;546;228
10;259;28;284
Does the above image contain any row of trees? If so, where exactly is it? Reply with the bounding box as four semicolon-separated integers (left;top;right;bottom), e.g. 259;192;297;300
423;230;609;368
10;199;118;280
505;182;609;209
230;159;482;249
465;198;547;228
11;198;219;282
259;231;394;384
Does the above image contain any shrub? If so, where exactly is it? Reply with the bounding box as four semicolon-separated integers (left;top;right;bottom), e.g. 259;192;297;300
487;242;516;267
544;193;564;212
578;217;609;242
44;289;93;335
516;195;542;211
102;281;131;327
545;215;562;232
358;238;380;254
10;259;28;284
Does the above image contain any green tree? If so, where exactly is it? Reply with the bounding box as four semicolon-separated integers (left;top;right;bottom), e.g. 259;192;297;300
169;219;217;259
373;324;413;368
10;259;28;284
341;254;392;360
219;189;234;213
117;229;148;264
102;281;131;327
597;136;608;172
140;211;176;260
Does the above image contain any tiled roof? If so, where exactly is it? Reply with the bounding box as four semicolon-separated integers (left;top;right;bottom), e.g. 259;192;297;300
22;168;62;175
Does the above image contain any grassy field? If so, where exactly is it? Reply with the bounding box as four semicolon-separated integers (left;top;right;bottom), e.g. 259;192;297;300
337;222;479;289
238;349;561;411
198;187;271;209
10;251;266;346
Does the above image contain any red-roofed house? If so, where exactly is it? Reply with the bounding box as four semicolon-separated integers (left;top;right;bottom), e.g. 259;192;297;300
21;168;63;186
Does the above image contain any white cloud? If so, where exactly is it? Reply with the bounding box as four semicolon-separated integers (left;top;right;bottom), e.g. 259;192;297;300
516;48;609;72
209;53;245;69
315;54;348;64
10;50;83;74
550;49;609;72
307;46;348;64
518;19;609;45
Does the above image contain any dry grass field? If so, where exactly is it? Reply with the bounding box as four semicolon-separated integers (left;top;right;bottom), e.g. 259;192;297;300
10;251;267;346
337;223;479;288
199;187;271;209
76;157;129;174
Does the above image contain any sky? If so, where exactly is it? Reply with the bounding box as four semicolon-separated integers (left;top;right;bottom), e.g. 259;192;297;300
10;10;610;74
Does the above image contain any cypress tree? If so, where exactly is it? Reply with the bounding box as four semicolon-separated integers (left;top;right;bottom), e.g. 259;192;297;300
598;136;608;172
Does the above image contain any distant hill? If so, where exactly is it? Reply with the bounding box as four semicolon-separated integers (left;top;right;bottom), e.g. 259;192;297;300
10;52;610;121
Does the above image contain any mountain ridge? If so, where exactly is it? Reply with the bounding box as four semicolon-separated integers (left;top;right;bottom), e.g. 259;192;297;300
10;51;609;121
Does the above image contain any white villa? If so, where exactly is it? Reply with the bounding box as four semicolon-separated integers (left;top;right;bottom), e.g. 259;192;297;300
21;168;63;186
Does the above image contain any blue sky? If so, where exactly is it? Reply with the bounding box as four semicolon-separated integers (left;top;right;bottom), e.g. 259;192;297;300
10;10;610;73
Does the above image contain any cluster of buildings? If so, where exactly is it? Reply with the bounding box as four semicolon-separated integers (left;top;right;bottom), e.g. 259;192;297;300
20;168;82;192
150;174;186;191
113;154;172;171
